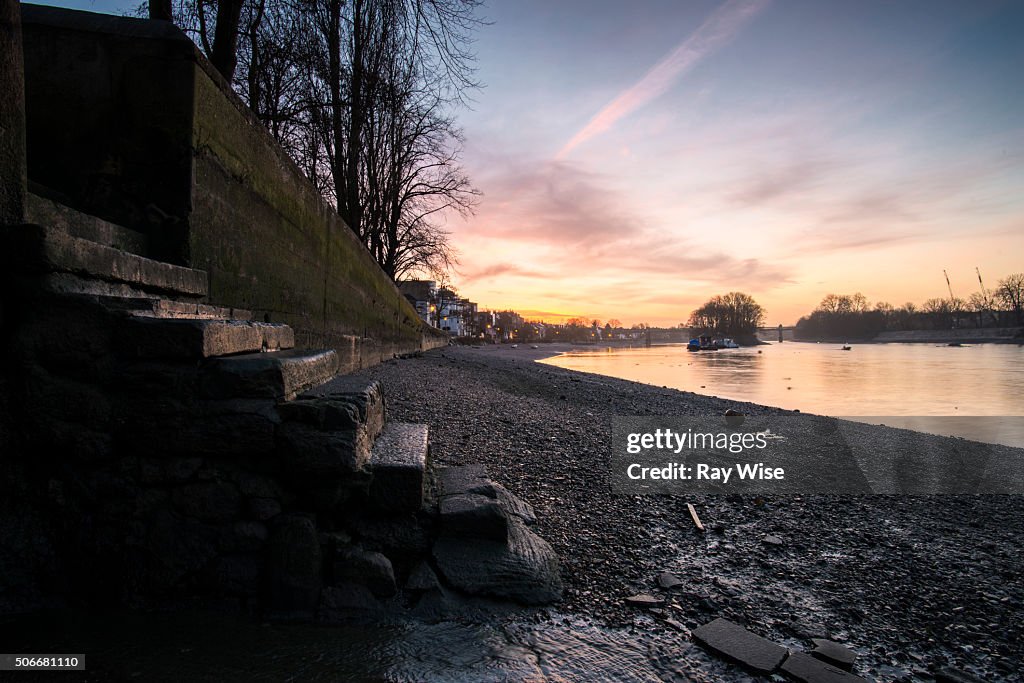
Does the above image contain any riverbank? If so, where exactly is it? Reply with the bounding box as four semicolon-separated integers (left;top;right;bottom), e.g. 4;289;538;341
352;344;1023;681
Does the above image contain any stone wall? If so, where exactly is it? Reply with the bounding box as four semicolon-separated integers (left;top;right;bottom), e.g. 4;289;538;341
20;5;447;367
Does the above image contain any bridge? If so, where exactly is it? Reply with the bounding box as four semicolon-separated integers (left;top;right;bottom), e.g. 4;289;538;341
756;326;797;342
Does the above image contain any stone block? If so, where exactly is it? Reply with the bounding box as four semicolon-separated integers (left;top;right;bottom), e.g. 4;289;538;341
437;465;536;525
369;422;428;513
346;514;433;559
405;561;441;592
201;349;339;400
692;618;787;674
331;547;397;598
438;464;490;497
810;639;858;671
25;192;148;255
276;421;368;477
118;316;277;359
439;493;509;541
432;518;562;605
292;378;386;439
4;223;207;298
781;652;867;683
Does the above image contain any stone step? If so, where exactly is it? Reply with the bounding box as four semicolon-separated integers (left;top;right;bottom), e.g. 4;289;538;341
275;379;388;511
297;375;387;435
84;295;251;320
368;422;429;513
4;224;207;299
201;349;339;400
136;300;254;321
118;316;294;359
25;191;149;257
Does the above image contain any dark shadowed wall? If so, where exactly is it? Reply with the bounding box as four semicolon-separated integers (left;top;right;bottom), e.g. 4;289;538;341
20;5;447;370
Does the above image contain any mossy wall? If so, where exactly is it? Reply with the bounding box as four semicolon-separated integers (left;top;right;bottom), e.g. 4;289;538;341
20;6;447;368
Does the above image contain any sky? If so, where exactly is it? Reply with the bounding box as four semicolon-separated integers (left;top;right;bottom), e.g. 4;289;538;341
36;0;1024;325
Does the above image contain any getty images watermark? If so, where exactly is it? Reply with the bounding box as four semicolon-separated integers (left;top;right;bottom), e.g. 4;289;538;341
611;415;1024;494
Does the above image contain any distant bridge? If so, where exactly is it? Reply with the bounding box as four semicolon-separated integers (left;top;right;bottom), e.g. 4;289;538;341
756;326;797;342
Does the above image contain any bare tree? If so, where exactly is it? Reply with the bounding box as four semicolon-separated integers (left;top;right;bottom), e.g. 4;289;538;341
997;273;1024;325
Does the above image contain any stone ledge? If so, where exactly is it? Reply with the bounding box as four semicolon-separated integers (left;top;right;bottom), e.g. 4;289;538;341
4;223;207;298
201;348;339;400
369;422;429;513
119;316;294;358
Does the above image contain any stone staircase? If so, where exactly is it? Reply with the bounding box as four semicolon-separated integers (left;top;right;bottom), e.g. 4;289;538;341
4;194;561;618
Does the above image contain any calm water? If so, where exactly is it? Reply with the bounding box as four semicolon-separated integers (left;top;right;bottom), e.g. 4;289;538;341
540;342;1024;447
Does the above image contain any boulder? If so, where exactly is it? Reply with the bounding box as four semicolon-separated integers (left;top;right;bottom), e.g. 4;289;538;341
331;547;397;598
439;493;509;541
433;517;562;605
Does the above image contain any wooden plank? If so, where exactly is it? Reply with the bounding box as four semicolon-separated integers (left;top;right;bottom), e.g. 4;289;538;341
687;503;705;532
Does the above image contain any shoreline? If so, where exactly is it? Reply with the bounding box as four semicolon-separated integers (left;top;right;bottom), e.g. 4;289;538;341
351;346;1023;681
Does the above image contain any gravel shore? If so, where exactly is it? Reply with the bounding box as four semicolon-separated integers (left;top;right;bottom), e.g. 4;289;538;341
352;344;1024;681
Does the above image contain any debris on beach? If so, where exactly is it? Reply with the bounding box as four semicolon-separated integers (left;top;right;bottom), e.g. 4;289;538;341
624;593;664;607
687;503;706;532
656;572;683;590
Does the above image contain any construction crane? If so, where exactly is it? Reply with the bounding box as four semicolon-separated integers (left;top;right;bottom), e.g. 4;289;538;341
976;267;990;304
977;267;994;325
944;269;958;329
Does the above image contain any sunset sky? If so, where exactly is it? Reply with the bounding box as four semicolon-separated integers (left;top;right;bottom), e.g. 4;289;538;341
41;0;1024;325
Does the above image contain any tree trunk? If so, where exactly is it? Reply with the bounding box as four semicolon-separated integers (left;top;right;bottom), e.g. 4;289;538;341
211;0;244;84
149;0;173;21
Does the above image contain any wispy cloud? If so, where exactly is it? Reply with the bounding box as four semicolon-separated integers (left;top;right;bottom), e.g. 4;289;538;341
555;0;770;159
460;262;549;283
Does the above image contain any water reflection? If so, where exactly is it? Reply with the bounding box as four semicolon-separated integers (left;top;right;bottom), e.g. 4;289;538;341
541;342;1024;447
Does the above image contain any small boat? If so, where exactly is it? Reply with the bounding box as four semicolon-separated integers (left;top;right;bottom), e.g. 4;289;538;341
687;335;720;352
841;344;852;351
715;338;740;349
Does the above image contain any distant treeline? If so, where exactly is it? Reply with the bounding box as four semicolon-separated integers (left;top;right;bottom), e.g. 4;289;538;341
795;273;1024;340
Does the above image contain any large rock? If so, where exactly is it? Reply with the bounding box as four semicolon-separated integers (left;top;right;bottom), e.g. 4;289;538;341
331;547;397;598
438;465;535;525
439;493;509;541
263;514;322;617
692;617;787;674
433;517;562;605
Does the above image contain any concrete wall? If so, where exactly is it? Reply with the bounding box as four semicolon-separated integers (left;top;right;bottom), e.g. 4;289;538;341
20;5;447;368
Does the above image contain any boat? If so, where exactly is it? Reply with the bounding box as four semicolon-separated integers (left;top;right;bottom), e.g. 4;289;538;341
687;335;720;352
841;344;852;351
715;338;740;349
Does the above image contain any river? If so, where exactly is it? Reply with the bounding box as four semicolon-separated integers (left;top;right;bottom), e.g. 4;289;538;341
539;341;1024;448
